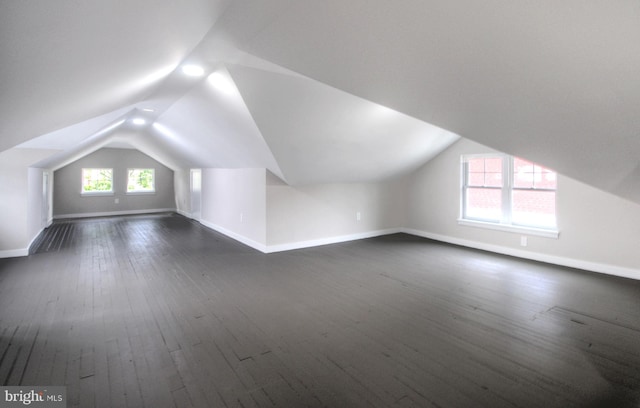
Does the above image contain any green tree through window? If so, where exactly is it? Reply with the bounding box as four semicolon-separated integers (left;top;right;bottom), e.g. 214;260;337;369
127;168;155;192
82;168;113;193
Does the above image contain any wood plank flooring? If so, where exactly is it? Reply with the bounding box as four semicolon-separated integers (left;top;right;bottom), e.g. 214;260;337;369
2;213;640;407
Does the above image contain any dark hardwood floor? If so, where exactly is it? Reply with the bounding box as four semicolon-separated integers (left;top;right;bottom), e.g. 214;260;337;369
1;213;639;407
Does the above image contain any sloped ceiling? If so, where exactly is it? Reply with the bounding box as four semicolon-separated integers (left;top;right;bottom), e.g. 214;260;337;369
2;1;639;202
0;0;230;151
230;0;640;202
231;65;458;185
149;67;285;179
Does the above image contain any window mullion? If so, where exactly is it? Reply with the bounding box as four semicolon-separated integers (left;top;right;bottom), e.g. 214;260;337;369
502;156;511;225
461;161;468;219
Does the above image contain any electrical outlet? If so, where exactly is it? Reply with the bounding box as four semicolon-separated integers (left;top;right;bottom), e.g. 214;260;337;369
240;212;244;223
520;236;527;247
114;198;119;204
356;211;361;221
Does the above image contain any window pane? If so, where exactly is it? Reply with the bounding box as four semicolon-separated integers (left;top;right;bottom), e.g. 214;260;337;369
468;158;485;172
466;157;502;187
127;169;155;192
484;157;503;186
484;171;502;187
467;158;485;187
514;158;557;190
468;173;485;186
512;190;556;228
484;157;502;173
465;188;502;221
513;158;534;188
82;168;112;192
534;167;557;189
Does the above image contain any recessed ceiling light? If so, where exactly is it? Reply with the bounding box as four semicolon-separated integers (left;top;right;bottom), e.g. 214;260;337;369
142;108;155;112
181;64;205;77
132;118;146;125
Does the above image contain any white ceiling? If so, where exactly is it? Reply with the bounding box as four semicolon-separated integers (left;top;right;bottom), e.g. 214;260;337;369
231;65;457;185
0;0;229;150
2;1;639;201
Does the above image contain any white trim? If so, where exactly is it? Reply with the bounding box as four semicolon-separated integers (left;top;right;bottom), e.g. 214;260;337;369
53;208;176;219
196;218;402;255
264;228;403;253
3;216;636;280
125;191;156;195
192;218;638;279
0;227;47;258
403;228;640;281
80;192;114;197
198;219;267;252
457;219;559;238
28;227;45;251
0;248;29;258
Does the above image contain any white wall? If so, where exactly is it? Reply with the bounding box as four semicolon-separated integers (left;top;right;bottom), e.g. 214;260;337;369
199;168;267;250
407;138;640;278
27;167;53;246
0;148;58;257
191;168;408;253
266;173;407;251
174;169;192;217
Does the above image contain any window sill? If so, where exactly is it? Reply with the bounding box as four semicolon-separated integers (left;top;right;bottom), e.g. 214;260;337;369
81;192;114;197
458;219;559;239
126;191;156;195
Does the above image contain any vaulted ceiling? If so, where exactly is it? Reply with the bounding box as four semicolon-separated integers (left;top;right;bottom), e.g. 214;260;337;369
2;1;639;201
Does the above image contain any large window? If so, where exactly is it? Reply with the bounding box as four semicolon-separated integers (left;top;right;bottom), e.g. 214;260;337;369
460;154;558;236
127;168;155;193
81;168;113;194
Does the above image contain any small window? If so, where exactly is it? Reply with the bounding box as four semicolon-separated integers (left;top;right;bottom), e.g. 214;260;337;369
81;168;113;194
460;154;558;237
127;168;155;193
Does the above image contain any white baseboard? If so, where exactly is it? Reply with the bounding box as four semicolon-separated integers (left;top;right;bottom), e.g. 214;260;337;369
27;227;45;252
53;208;177;219
6;213;637;281
0;227;46;258
197;219;401;254
193;222;639;280
0;248;29;258
264;228;403;253
198;219;267;253
403;228;640;281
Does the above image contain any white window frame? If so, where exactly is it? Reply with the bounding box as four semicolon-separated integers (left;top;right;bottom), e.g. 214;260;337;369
126;168;155;194
459;154;559;238
81;168;114;196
